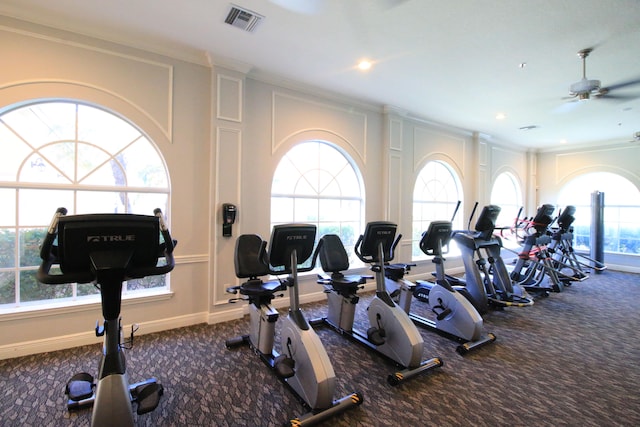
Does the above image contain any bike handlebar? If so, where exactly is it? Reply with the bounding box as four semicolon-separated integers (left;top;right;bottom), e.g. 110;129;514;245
37;208;176;285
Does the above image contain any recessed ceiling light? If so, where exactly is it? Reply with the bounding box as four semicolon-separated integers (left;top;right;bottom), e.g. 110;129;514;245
495;113;506;120
560;139;567;144
357;60;372;71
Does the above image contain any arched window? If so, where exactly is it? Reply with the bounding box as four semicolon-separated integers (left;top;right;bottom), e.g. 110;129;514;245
490;171;523;228
558;172;640;255
271;141;364;266
412;160;463;259
0;101;170;309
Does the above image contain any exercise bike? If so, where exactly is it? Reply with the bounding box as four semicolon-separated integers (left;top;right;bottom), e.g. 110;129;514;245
310;221;443;386
225;224;362;426
399;220;497;354
37;207;176;427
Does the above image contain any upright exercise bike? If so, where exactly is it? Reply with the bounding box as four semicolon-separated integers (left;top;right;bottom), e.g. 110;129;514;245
311;221;443;385
225;224;362;426
38;207;176;427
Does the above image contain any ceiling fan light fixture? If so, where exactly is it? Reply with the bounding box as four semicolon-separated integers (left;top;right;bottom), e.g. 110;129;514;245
569;78;601;96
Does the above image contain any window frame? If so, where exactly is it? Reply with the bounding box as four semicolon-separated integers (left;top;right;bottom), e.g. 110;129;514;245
557;172;640;256
0;99;172;312
270;140;365;268
412;159;464;261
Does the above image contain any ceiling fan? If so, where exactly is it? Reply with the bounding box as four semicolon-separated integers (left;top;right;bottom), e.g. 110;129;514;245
565;48;640;101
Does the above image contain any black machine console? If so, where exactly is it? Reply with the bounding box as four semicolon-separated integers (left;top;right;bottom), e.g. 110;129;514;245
419;221;453;256
267;224;316;273
355;221;399;263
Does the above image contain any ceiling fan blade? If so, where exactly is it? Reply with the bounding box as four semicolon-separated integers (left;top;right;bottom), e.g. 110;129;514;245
595;93;640;101
603;77;640;91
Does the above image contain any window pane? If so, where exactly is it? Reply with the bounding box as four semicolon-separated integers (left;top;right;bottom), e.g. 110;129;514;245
76;142;111;182
0;229;16;268
2;102;77;148
295;173;319;196
128;192;169;216
21;270;73;302
0;189;16;226
294;198;318;222
271;197;294;223
77;104;141;152
19;228;46;267
20;152;72;184
118;139;168;188
0;122;32;181
0;271;16;305
77;283;100;297
127;275;166;291
76;190;128;213
19;189;75;225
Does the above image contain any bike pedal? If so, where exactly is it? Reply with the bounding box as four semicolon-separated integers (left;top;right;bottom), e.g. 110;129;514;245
274;354;295;379
135;382;164;415
367;327;386;346
65;372;95;401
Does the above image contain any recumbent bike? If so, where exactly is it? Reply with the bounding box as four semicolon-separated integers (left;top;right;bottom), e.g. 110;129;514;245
404;220;497;354
38;207;176;427
225;224;362;426
310;221;443;386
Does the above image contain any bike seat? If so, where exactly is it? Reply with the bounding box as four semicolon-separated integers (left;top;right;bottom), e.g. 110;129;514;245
316;234;367;293
326;272;365;294
239;278;283;296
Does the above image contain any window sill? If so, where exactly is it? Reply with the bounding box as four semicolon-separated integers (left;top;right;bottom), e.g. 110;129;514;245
0;289;174;321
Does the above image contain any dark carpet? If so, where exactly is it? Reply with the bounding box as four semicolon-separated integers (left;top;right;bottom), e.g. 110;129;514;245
1;270;639;426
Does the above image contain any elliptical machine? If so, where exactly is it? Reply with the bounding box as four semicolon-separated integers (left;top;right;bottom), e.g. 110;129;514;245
549;205;606;276
310;221;443;386
225;224;362;426
507;204;566;295
38;207;176;427
449;204;534;313
404;220;497;354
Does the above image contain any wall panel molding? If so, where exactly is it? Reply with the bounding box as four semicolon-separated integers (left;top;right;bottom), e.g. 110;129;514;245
216;74;243;122
271;91;367;162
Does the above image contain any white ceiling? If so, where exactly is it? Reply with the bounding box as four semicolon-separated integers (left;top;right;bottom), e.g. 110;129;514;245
1;0;640;150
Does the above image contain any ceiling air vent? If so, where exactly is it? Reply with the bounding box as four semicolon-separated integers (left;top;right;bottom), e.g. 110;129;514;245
225;4;264;33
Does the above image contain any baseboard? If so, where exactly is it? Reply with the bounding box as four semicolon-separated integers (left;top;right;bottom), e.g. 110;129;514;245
0;312;208;360
604;264;640;274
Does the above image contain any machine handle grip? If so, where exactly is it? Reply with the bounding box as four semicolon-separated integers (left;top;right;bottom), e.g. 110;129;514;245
39;207;67;261
154;208;175;254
